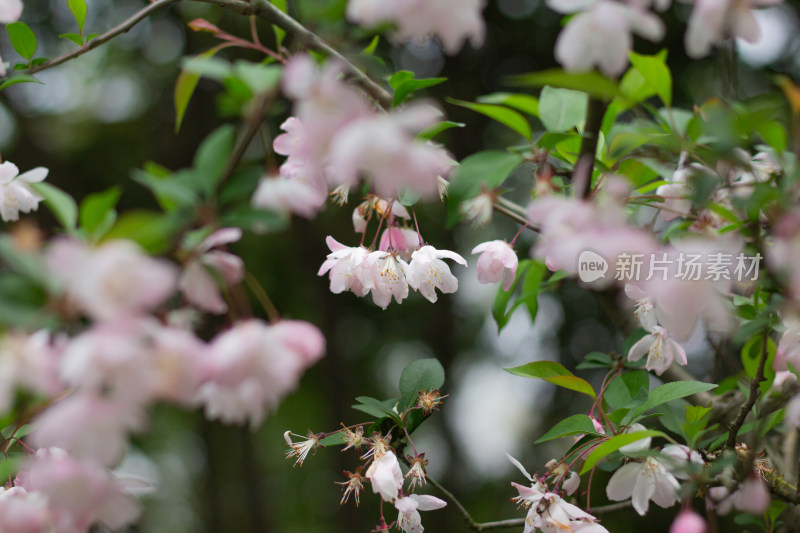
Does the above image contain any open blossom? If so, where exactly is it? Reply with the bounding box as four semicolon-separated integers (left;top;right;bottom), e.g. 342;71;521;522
548;0;664;76
47;238;177;321
195;319;324;427
0;486;51;533
252;172;327;219
394;494;447;533
660;445;705;479
346;0;485;54
366;450;403;502
30;392;147;468
178;227;244;315
379;227;420;261
627;325;687;375
606;456;680;515
655;167;693;222
370;252;410;309
405;245;467;303
471;240;518;291
19;448;141;533
0;0;22;23
683;0;783;59
318;236;375;297
0;161;48;222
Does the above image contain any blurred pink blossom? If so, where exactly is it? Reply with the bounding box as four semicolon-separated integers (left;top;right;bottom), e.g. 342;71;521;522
471;240;518;291
178;227;244;315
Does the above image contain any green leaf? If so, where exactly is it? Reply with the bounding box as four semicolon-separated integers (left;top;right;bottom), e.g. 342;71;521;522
28;182;77;230
417;121;465;140
757;120;787;152
492;260;529;331
517;260;545;320
604;371;649;410
0;74;42;90
535;414;603;444
232;61;282;95
576;352;615;370
182;56;233;81
389;70;446;106
511;69;619;100
579;430;667;474
538;86;587;132
448;150;524;200
79;187;122;237
319;432;348;446
103;210;186;254
131;168;199;211
7;22;37;63
629;51;672;107
399;358;445;409
361;35;379;55
85;32;98;42
175;47;223;132
67;0;88;35
352;396;401;421
476;92;539;116
58;33;83;46
505;361;597;399
448;98;532;140
218;206;288;234
741;334;776;393
193;125;235;197
626;382;717;423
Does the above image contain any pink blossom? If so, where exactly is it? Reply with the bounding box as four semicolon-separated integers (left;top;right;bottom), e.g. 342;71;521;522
252;172;327;219
471;240;518;291
0;330;62;413
683;0;782;59
20;449;141;532
30;393;146;468
379;227;420;261
195;319;325;427
405;245;467;303
149;325;206;405
327;106;455;199
0;0;21;23
369;251;410;309
365;450;403;502
47;239;177;321
0;161;48;222
347;0;485;54
769;213;800;304
548;0;664;76
627;325;688;375
178;227;244;315
709;471;770;515
655;167;693;222
317;236;375;297
394;494;447;533
670;510;707;533
660;444;705;479
606;456;680;515
0;487;52;533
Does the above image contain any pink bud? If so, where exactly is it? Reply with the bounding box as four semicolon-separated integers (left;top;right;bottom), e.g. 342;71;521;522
669;510;706;533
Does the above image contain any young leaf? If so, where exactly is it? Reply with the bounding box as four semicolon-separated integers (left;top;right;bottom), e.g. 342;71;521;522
447;150;524;200
175;47;223;132
538;86;587;132
7;22;37;63
579;430;667;474
492;259;530;331
79;187;122;236
626;381;717;423
448;98;532;140
629;51;672;107
399;358;445;409
477;92;539;116
0;74;42;90
535;414;602;444
58;33;83;46
511;69;619;100
352;396;401;421
67;0;88;35
418;121;465;140
505;361;597;399
603;371;649;410
193;125;235;197
28;182;77;230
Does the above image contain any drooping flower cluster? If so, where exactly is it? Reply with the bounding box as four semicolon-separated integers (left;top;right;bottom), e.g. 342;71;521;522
346;0;486;54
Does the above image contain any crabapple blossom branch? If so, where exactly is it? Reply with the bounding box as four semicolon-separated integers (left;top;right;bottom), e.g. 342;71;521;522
724;330;769;450
195;0;394;108
572;98;608;199
12;0;179;78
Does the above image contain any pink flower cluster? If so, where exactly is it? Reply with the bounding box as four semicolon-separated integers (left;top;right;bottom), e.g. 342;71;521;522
251;55;455;220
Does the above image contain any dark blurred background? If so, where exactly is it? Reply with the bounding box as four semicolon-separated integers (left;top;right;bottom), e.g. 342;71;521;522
2;0;800;531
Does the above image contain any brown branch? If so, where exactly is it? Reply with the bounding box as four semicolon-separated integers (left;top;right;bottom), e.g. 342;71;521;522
195;0;393;108
572;98;608;199
725;330;769;450
10;0;179;78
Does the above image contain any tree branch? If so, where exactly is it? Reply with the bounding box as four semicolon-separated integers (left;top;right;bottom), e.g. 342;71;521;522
725;330;769;450
572;98;607;199
195;0;393;108
11;0;179;78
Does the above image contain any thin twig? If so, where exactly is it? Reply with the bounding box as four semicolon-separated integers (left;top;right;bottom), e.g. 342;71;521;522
11;0;179;78
725;330;769;449
196;0;393;108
